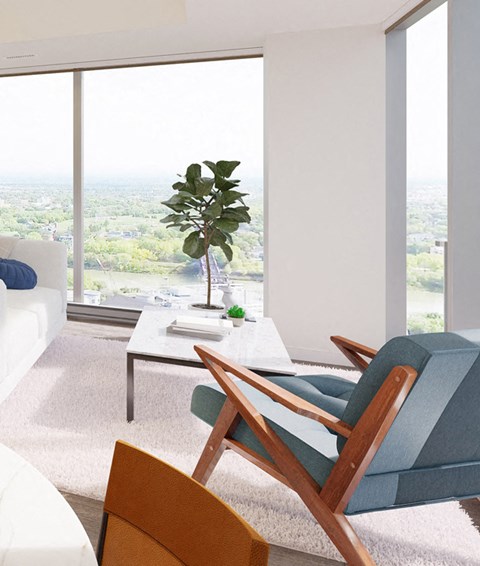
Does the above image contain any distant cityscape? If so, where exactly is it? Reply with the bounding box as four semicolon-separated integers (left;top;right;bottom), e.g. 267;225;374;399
1;178;446;328
407;181;447;333
0;178;264;314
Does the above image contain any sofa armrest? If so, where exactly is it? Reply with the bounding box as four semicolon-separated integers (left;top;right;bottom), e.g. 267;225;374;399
9;239;67;311
0;279;6;323
0;280;6;373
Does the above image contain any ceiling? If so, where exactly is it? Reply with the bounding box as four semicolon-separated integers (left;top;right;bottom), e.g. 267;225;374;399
0;0;418;73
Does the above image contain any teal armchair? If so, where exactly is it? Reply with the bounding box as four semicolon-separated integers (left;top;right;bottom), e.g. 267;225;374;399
190;332;480;565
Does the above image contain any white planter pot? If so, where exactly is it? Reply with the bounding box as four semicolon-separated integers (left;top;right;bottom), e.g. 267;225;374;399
227;315;245;327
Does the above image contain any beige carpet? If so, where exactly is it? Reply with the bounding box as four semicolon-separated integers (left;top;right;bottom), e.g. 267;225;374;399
0;335;479;565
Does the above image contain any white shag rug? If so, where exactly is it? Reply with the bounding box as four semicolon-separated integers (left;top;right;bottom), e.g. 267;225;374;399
0;335;479;566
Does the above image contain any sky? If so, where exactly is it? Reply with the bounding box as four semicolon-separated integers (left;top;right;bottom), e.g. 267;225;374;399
407;2;447;185
0;58;263;182
0;10;448;187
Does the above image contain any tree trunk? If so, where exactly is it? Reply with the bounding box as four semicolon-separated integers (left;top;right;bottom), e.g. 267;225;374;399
204;230;211;306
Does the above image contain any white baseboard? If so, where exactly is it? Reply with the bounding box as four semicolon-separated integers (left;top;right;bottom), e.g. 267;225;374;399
287;346;353;368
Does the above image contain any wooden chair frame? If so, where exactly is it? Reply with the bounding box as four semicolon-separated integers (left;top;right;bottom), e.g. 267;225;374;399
192;337;418;566
330;335;378;372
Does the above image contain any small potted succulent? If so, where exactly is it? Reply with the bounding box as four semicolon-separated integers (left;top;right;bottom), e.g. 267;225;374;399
227;305;246;327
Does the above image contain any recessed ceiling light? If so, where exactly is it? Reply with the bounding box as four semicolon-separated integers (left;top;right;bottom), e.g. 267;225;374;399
5;54;37;60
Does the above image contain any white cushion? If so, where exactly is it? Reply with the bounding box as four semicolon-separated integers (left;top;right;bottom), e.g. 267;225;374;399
6;287;63;337
4;308;39;375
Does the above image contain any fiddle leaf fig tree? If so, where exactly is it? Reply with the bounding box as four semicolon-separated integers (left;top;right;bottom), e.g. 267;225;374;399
161;160;251;308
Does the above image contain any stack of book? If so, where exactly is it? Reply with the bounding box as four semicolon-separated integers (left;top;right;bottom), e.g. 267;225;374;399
167;315;234;341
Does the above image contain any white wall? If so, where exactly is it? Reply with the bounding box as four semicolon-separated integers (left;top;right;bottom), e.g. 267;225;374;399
447;0;480;331
264;25;387;364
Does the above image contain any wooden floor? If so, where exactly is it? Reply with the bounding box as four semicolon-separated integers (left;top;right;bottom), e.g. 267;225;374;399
61;319;480;564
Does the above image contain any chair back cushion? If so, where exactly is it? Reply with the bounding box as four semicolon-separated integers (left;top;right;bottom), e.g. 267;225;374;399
339;333;480;475
101;441;269;566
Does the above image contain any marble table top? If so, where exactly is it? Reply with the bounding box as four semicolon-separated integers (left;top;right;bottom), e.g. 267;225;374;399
0;443;97;566
127;307;296;376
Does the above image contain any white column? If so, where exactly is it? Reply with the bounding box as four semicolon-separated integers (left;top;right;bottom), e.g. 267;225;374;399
447;0;480;330
386;29;407;338
265;26;386;364
73;71;84;303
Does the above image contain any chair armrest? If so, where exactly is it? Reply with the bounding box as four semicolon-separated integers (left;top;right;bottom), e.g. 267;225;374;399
195;345;353;438
330;335;378;372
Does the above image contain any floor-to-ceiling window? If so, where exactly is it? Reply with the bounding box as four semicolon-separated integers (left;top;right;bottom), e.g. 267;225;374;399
83;58;263;312
0;57;264;315
0;73;74;296
406;3;447;334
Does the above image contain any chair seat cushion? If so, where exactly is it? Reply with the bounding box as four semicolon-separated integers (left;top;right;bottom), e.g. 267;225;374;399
347;460;480;515
191;374;353;487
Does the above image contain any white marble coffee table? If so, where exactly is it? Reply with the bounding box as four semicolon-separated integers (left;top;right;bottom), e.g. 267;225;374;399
126;308;296;421
0;443;97;566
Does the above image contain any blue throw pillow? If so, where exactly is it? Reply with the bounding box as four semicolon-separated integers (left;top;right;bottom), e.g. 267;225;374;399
0;259;37;290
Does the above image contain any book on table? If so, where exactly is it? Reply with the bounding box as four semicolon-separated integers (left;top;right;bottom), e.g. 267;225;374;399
167;315;234;340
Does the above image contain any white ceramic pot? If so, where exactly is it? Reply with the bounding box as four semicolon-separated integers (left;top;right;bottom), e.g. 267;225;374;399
227;315;245;327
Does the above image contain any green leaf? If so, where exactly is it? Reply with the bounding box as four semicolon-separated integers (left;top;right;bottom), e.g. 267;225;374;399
220;242;233;262
162;194;186;207
214;218;239;233
189;239;206;259
203;160;217;175
185;163;202;183
183;231;200;254
182;181;197;194
222;208;251;223
194;176;215;197
216;230;233;244
180;224;192;232
188;245;205;259
172;181;185;191
214;176;240;191
220;190;248;207
166;203;191;213
203;201;222;219
216;160;240;178
160;213;183;224
183;231;205;259
177;190;194;198
227;304;245;318
209;229;227;247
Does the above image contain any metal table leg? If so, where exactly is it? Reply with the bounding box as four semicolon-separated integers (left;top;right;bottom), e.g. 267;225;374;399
127;353;134;422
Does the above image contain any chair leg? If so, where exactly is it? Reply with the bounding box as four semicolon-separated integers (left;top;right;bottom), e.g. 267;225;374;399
192;399;241;485
307;502;375;566
276;460;375;565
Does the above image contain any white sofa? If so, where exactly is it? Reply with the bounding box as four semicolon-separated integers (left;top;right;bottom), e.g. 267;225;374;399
0;236;67;402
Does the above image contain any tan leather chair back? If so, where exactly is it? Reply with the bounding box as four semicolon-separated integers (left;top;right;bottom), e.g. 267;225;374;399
98;441;269;566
